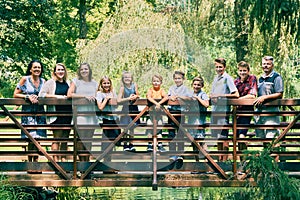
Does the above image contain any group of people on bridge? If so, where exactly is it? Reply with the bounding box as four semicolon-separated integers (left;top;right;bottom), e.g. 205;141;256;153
12;56;283;165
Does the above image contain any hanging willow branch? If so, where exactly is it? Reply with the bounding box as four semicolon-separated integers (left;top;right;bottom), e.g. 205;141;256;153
248;0;299;41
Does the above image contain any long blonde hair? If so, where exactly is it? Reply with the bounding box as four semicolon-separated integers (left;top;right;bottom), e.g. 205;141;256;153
121;71;133;86
53;63;68;81
98;76;113;93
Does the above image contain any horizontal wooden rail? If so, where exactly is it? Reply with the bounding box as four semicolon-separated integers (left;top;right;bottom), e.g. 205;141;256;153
0;98;299;189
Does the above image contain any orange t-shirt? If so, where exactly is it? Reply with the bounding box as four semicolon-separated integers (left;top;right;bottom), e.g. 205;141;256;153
149;88;163;99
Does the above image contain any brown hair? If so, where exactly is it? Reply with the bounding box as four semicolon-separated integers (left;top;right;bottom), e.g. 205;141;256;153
237;61;250;71
215;58;226;67
26;60;44;77
77;63;92;81
192;76;204;87
173;70;185;79
152;74;163;83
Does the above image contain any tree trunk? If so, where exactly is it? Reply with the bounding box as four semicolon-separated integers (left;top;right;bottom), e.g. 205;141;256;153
79;0;87;39
234;0;248;62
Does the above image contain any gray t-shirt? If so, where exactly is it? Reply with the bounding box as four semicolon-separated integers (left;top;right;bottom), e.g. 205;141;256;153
211;72;237;112
168;84;193;111
72;78;98;125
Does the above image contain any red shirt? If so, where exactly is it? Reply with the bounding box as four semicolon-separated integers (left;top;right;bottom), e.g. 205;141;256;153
234;74;258;110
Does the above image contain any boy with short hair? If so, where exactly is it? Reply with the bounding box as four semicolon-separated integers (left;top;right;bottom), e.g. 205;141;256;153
210;58;239;161
234;61;257;155
168;71;193;166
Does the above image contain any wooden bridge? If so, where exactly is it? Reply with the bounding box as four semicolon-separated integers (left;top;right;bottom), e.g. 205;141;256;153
0;98;299;190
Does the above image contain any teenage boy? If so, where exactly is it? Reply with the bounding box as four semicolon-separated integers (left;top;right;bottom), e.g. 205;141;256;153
234;61;257;159
168;71;192;166
210;58;239;161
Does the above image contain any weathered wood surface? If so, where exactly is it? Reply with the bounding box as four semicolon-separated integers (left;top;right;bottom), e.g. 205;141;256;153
0;98;299;188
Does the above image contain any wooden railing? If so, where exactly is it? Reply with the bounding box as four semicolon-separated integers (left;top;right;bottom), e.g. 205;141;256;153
0;98;299;189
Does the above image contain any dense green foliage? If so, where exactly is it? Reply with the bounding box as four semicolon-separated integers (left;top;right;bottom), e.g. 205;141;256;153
0;2;299;198
0;0;299;97
0;175;35;199
245;145;300;200
0;0;117;97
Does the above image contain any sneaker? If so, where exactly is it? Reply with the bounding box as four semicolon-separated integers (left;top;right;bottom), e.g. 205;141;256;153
128;143;136;152
176;156;183;161
147;144;153;152
175;156;183;169
195;133;205;139
157;144;166;152
123;144;130;151
237;171;245;175
169;155;177;162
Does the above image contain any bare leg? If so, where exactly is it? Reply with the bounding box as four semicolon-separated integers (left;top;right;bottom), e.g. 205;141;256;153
52;130;63;162
60;130;71;162
78;129;94;161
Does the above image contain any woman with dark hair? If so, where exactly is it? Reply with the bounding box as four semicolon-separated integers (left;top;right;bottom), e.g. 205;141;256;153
67;63;98;161
13;60;46;163
39;63;72;162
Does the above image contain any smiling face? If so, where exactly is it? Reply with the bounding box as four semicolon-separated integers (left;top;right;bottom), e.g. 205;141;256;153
79;64;90;80
238;66;250;82
173;74;184;87
30;62;42;77
152;76;162;90
122;72;133;87
54;64;66;81
193;80;203;93
101;78;112;93
262;58;274;75
214;62;226;76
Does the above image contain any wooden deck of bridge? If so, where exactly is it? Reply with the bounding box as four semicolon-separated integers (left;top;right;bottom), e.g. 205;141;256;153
0;98;299;190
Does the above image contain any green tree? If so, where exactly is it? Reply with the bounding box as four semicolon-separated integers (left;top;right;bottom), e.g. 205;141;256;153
0;0;55;65
0;0;118;97
0;0;56;97
246;147;300;200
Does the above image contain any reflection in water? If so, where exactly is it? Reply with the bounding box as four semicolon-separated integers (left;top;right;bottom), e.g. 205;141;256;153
78;187;253;199
83;187;201;199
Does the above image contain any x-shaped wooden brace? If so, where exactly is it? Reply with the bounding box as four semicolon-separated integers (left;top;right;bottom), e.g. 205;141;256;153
80;106;149;179
162;107;228;179
0;105;70;180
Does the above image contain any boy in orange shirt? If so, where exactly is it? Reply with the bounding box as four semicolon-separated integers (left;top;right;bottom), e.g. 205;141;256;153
146;75;168;152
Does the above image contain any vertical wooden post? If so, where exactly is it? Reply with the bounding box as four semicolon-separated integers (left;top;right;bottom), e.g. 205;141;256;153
232;105;237;177
152;111;158;190
73;104;78;179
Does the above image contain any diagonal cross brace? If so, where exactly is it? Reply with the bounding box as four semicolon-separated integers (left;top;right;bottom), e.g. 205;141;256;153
162;107;228;179
0;105;70;180
80;106;149;179
272;113;300;147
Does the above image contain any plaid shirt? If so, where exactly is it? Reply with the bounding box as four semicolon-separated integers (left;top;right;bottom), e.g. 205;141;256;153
234;74;258;110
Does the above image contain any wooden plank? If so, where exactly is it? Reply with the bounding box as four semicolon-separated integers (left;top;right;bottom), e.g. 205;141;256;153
0;97;299;188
